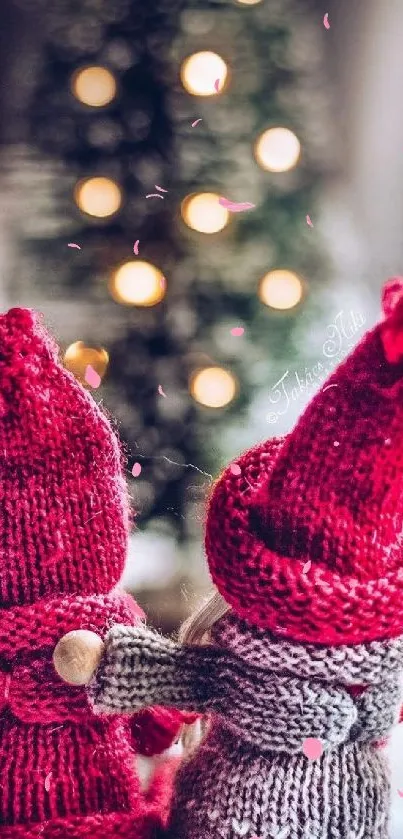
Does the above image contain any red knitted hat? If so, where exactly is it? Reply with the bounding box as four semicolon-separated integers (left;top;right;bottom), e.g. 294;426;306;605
0;309;183;837
206;278;403;646
0;307;129;604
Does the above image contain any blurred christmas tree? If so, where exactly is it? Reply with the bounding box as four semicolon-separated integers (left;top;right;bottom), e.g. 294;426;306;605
22;0;333;541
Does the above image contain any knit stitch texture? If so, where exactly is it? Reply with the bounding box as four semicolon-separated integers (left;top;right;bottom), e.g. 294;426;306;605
90;618;403;838
206;279;403;645
88;280;403;838
0;308;185;837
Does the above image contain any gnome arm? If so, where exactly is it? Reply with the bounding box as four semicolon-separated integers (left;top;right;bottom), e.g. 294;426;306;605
87;624;357;754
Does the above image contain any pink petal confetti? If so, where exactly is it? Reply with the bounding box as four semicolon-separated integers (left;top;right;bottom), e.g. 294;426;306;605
230;327;244;337
303;560;311;573
398;789;403;798
214;78;221;92
155;185;168;193
191;119;203;127
302;738;323;760
158;384;167;398
68;243;81;249
3;674;10;701
306;215;314;227
218;197;255;213
132;462;142;478
323;12;330;29
133;240;139;255
146;193;164;199
84;365;101;389
44;773;52;792
230;463;242;476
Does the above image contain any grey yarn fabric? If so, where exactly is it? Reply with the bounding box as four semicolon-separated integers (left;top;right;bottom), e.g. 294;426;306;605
211;612;403;685
89;617;403;839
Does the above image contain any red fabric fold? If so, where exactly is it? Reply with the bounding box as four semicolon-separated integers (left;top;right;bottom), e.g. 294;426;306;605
0;591;144;723
132;707;199;757
0;591;144;659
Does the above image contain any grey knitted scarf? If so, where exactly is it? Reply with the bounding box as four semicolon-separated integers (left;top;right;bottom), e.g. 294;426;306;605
89;614;403;839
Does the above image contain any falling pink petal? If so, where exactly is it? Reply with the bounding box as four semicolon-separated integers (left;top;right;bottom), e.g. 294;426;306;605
68;243;81;249
158;384;167;398
214;78;221;92
133;240;139;255
302;738;323;760
85;365;101;389
44;773;52;792
323;12;330;29
3;675;10;700
218;197;255;213
132;462;142;477
303;560;311;573
191;119;203;127
398;789;403;798
155;185;168;193
306;215;314;227
146;193;164;199
230;327;244;337
230;463;242;476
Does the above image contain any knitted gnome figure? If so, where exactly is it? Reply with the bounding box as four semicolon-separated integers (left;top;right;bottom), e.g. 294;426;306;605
0;307;192;838
56;279;403;839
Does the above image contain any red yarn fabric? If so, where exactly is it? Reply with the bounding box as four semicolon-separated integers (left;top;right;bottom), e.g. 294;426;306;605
206;279;403;646
132;708;198;757
0;309;183;836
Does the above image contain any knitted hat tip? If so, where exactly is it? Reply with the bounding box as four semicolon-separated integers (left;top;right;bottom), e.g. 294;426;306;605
0;307;58;370
381;277;403;363
381;277;403;317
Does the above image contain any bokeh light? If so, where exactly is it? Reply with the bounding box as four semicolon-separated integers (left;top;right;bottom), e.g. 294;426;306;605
254;127;301;172
180;51;228;97
190;366;238;408
72;66;117;107
74;177;122;218
235;0;263;4
110;260;166;306
181;192;230;233
63;341;109;384
258;270;303;310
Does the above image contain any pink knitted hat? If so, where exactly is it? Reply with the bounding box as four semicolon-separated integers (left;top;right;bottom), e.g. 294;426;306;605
206;278;403;645
0;307;129;605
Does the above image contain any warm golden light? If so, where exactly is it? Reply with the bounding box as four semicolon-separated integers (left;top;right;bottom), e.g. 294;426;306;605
72;66;117;107
254;127;301;172
236;0;263;4
75;177;122;218
180;51;228;97
181;193;229;234
110;261;166;307
63;341;109;384
259;270;303;310
190;367;237;408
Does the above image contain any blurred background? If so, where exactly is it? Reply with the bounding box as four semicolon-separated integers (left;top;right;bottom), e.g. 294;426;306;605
1;0;403;829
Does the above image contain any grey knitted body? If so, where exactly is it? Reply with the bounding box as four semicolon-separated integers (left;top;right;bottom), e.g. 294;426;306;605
89;613;403;839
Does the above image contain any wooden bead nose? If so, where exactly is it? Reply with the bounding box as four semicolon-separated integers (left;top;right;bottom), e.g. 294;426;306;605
53;630;105;686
